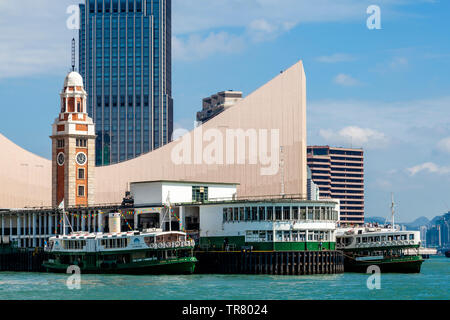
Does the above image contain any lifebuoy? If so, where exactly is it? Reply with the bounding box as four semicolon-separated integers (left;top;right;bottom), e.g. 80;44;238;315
158;242;165;249
175;241;180;247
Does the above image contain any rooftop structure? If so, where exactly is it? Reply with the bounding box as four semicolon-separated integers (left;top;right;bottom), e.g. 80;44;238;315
196;91;243;124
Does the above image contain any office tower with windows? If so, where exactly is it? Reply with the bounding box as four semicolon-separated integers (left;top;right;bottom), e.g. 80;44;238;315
307;146;365;225
79;0;173;166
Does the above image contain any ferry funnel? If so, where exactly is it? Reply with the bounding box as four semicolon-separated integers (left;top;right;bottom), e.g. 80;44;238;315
109;213;121;233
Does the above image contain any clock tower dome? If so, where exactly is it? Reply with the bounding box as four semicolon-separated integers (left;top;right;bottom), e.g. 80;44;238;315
51;71;96;208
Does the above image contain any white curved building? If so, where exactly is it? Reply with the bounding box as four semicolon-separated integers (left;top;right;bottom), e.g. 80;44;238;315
0;61;308;209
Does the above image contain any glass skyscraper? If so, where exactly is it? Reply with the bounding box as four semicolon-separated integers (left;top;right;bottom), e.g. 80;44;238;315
79;0;173;166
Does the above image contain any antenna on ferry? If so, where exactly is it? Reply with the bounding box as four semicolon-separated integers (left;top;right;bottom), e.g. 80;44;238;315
391;193;395;231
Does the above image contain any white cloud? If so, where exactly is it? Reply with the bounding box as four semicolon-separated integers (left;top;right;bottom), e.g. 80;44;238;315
0;0;77;79
309;96;450;147
173;32;245;61
407;162;450;176
0;0;436;77
333;73;362;86
319;126;389;149
437;137;450;153
316;53;356;63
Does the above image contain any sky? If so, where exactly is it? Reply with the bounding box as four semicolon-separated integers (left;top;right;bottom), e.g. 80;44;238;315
0;0;449;222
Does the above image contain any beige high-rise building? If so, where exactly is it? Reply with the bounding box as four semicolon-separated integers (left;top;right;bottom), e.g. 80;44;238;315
307;146;364;225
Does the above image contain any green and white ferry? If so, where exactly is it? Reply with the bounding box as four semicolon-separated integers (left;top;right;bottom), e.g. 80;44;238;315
336;227;423;273
336;195;423;273
43;213;197;274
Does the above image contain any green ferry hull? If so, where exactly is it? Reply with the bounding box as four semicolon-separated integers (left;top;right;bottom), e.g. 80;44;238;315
344;256;424;273
43;257;197;275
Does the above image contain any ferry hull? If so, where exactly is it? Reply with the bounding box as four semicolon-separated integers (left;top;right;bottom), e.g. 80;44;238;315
344;256;424;273
43;258;197;275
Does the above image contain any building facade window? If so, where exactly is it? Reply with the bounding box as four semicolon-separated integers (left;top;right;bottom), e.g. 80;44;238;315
78;185;85;197
78;168;85;180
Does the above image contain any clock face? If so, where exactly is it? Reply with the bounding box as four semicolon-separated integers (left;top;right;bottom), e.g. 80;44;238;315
76;152;87;166
57;153;65;166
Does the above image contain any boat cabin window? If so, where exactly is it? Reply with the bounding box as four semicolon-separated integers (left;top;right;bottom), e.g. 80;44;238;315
283;207;290;220
267;207;273;220
276;231;283;241
239;208;245;221
259;207;265;221
401;235;407;240
101;238;128;249
252;207;258;221
293;207;299;220
245;207;251;221
356;237;361;243
362;237;368;243
300;207;306;220
233;208;239;221
63;240;86;250
409;234;414;240
381;236;386;241
275;207;282;220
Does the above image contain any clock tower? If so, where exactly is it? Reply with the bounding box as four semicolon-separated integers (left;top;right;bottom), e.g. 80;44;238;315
51;71;96;208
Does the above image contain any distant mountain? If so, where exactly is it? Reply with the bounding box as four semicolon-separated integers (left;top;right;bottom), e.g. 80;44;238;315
404;216;430;229
365;216;387;225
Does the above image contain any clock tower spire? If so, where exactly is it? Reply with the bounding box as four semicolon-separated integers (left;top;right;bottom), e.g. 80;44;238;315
51;71;96;208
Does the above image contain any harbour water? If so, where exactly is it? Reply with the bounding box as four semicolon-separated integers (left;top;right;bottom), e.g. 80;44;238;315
0;256;448;300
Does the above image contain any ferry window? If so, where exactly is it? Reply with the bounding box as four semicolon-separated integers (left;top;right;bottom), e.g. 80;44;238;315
223;208;227;222
251;207;257;221
409;234;414;240
381;236;386;241
227;208;233;221
233;208;239;221
267;231;273;241
259;231;267;242
267;207;273;220
375;237;380;242
259;207;265;221
239;208;244;221
299;232;306;241
245;207;251;221
283;231;291;242
293;207;298;220
283;207;290;220
356;237;361;243
319;207;324;220
308;232;313;241
388;235;393;241
275;207;282;220
300;207;306;220
276;231;283;241
323;232;329;241
314;208;320;220
401;235;407;240
292;230;299;241
362;237;367;243
307;208;313;220
369;237;373;242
